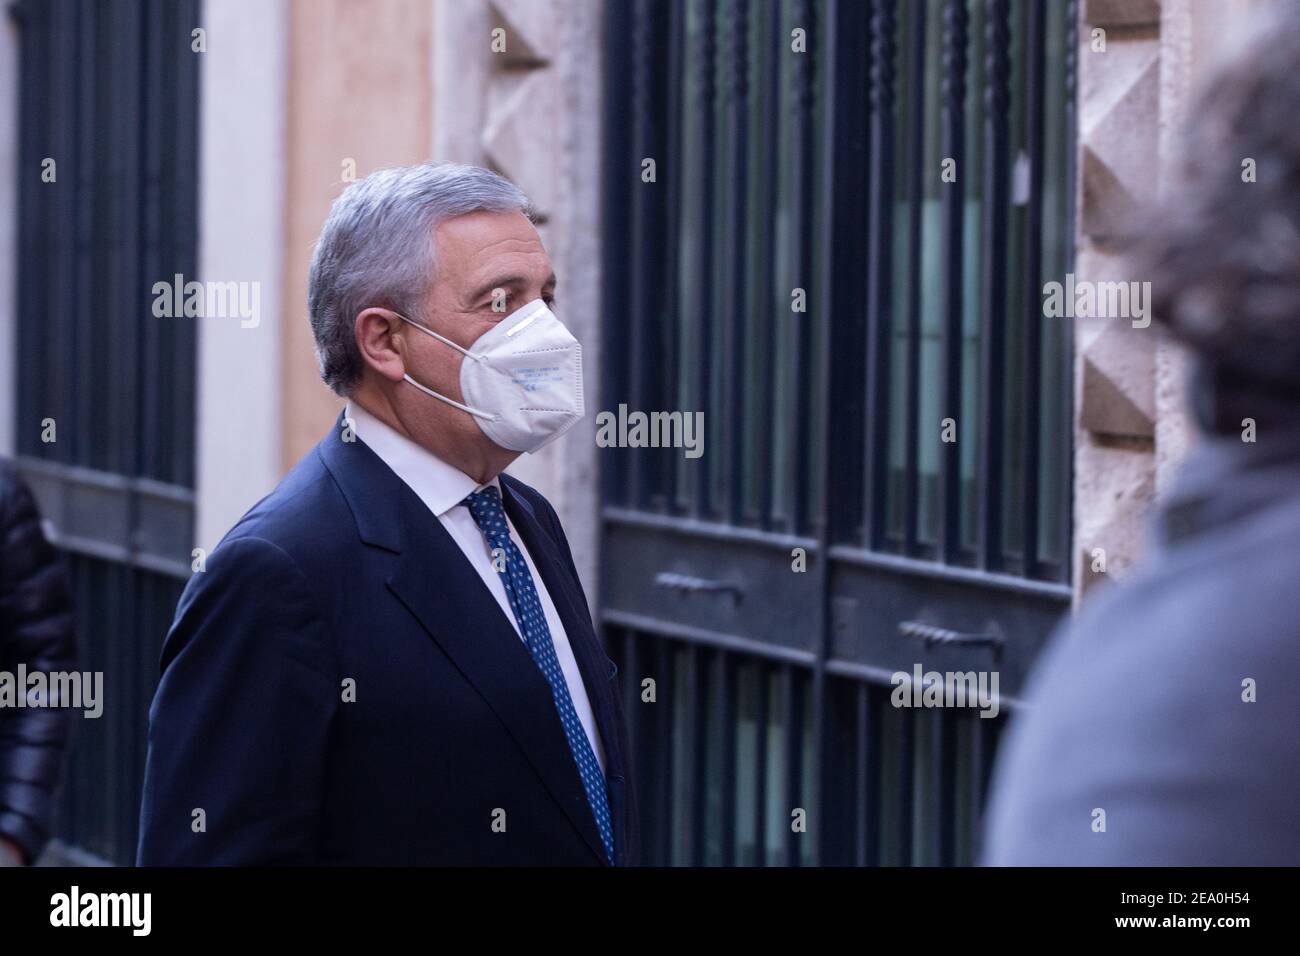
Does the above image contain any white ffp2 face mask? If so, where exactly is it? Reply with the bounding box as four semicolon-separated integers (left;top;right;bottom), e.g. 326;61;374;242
395;298;585;454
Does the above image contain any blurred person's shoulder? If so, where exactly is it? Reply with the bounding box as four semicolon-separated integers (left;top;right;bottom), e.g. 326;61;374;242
982;461;1300;865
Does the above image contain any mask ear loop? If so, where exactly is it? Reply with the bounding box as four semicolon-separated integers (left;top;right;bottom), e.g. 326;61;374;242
391;311;499;422
392;311;487;363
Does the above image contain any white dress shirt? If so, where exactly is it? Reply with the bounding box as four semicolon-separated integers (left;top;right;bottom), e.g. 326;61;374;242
345;402;606;773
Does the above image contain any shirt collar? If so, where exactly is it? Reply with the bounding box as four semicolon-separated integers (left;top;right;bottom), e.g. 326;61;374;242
345;401;499;517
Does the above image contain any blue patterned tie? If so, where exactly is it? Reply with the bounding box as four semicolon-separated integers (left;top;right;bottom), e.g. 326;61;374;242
462;485;614;864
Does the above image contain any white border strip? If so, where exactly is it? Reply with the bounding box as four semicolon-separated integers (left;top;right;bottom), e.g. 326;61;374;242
195;0;287;551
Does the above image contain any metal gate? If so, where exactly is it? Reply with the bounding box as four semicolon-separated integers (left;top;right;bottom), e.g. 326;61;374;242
11;0;200;864
601;0;1076;865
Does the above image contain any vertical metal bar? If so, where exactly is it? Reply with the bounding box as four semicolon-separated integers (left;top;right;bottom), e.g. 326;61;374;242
902;0;927;553
967;712;990;862
78;1;97;471
1059;0;1078;582
16;0;36;458
782;664;803;866
977;0;1010;571
790;0;818;535
971;713;1003;866
716;649;737;865
627;0;660;512
661;0;683;513
119;0;143;478
854;682;880;866
822;0;870;544
939;0;968;563
55;0;80;470
687;644;707;865
114;0;143;843
722;0;750;526
82;561;97;850
817;680;851;865
654;637;674;864
12;0;45;458
695;0;717;520
106;563;123;857
129;573;156;855
184;1;201;486
981;715;1003;806
933;708;957;865
172;0;201;489
181;0;201;466
161;0;198;486
862;0;896;551
896;707;915;865
142;0;164;482
757;0;781;531
1020;0;1046;576
68;559;87;849
790;0;833;875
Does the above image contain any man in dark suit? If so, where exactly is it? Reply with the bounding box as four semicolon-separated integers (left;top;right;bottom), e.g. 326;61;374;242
137;162;639;865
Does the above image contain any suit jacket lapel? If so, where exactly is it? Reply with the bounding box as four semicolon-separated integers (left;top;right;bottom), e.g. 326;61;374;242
500;480;630;858
386;485;609;865
320;419;608;864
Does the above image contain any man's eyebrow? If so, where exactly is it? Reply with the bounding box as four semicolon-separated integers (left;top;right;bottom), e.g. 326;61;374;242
465;275;526;304
465;273;558;304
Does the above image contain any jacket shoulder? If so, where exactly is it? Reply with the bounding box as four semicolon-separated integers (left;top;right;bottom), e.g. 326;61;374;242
213;442;353;568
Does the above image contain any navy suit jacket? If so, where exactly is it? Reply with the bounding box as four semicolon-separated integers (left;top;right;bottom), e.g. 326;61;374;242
137;417;640;865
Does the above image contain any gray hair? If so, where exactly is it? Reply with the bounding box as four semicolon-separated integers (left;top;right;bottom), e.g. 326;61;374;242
308;162;535;395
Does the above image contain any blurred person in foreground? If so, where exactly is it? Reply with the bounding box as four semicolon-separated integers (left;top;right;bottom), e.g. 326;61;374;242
138;163;638;865
0;460;76;866
983;8;1300;866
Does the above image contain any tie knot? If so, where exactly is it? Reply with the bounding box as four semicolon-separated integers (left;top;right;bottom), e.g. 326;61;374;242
462;485;508;538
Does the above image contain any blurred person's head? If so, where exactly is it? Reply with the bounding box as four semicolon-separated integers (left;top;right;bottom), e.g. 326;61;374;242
308;162;557;482
1137;6;1300;437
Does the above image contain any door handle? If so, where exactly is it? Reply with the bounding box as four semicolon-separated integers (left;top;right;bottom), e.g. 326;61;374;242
898;620;1003;658
653;571;744;604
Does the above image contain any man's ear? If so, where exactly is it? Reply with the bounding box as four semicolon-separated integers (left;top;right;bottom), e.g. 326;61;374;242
354;308;408;384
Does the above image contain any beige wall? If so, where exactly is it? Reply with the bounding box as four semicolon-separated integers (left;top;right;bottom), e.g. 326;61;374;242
196;0;289;553
280;0;434;471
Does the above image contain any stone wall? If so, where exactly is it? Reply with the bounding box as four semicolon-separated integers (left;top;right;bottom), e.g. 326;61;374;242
1071;0;1271;602
432;0;605;606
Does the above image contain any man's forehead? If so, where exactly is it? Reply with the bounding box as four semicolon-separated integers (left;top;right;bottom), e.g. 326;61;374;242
435;211;551;288
436;210;541;258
